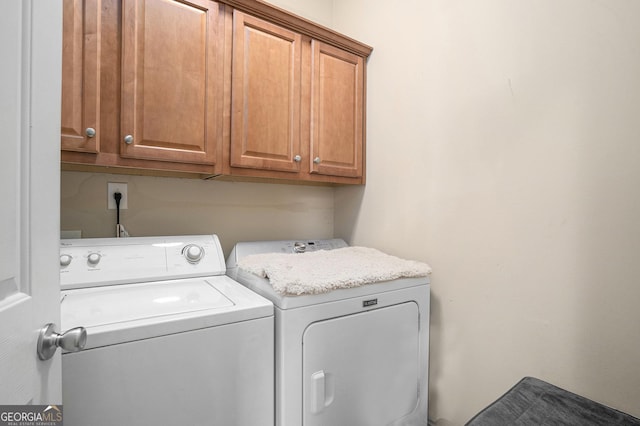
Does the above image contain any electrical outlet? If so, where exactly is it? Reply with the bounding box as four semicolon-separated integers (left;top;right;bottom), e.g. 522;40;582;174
107;182;128;209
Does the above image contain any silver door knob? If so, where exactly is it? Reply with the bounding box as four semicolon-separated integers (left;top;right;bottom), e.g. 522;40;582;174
37;323;87;360
313;157;321;164
85;127;96;138
124;134;134;145
293;155;302;162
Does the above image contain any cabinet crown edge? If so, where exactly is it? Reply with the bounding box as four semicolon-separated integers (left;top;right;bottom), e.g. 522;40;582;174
219;0;373;57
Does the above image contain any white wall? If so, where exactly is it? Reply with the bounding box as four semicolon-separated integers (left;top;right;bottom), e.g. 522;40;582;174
60;171;334;256
333;0;640;424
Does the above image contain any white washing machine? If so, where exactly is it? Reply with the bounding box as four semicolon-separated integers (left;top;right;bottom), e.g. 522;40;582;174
226;239;430;426
60;235;274;426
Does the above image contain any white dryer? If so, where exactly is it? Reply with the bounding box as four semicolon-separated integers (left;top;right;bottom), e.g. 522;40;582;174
226;239;430;426
60;235;274;426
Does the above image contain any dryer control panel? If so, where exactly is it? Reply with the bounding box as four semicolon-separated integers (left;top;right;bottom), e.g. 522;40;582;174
60;235;226;290
287;240;347;254
226;238;348;268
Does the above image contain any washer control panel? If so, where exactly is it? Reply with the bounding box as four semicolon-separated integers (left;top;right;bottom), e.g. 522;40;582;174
60;235;225;290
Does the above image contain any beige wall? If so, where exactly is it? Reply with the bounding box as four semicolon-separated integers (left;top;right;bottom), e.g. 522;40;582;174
265;0;332;27
60;172;334;256
333;0;640;424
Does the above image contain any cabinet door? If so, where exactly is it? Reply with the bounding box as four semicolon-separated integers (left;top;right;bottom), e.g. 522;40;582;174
230;11;302;173
61;0;100;153
302;303;420;426
120;0;223;165
310;41;364;178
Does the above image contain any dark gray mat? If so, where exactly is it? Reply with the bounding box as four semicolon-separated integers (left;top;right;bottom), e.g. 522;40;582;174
466;377;640;425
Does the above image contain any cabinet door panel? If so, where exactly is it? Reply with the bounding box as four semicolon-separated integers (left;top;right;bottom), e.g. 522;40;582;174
121;0;222;165
310;41;363;178
61;0;100;153
230;11;302;172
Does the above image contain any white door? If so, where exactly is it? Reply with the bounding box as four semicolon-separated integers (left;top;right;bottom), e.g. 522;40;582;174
0;0;63;404
303;303;420;426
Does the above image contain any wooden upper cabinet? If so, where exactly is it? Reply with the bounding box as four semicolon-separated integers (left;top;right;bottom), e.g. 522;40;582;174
230;10;303;173
61;0;372;183
61;0;101;153
120;0;224;165
310;41;364;178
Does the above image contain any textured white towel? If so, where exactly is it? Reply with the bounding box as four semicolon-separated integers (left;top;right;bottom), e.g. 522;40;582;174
238;246;432;296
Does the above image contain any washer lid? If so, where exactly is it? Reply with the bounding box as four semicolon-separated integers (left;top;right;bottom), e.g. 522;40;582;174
61;276;273;350
62;279;234;329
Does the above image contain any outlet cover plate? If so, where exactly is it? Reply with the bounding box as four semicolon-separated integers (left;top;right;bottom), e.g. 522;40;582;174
107;182;128;209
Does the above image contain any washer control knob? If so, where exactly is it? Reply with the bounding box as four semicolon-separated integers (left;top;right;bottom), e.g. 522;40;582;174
183;244;204;263
293;242;306;253
87;253;101;266
60;254;73;267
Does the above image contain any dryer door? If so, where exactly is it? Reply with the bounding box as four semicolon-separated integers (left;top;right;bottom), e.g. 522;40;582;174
302;302;420;426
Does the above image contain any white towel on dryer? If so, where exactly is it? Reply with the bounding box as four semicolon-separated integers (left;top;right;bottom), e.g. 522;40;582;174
237;246;431;295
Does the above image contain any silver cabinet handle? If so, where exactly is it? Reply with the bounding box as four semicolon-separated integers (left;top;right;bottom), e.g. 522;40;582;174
37;323;87;360
293;155;302;162
124;134;134;145
85;127;96;138
313;157;321;164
